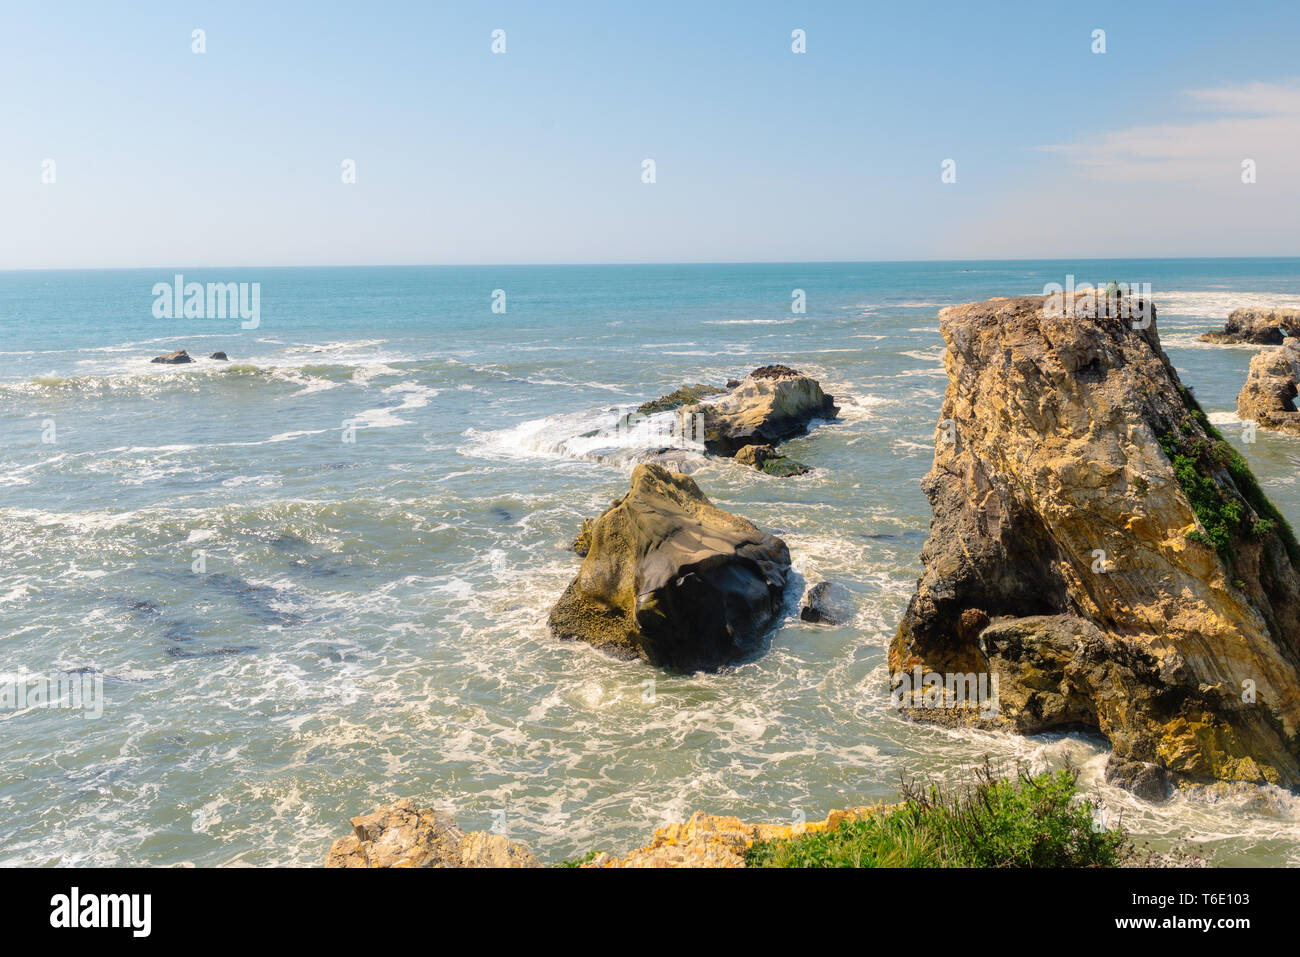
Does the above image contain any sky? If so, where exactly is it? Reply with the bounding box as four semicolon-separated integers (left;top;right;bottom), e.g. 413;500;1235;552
2;0;1299;268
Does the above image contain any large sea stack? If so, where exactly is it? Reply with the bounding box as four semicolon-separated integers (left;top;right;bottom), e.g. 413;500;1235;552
891;294;1300;792
549;463;790;672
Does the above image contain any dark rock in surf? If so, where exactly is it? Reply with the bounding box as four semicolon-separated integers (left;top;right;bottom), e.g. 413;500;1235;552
799;581;854;625
1105;758;1171;803
549;463;790;672
734;443;811;477
152;350;192;364
210;351;229;361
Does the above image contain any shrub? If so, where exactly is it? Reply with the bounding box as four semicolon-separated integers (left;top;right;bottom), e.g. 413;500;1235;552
744;760;1127;868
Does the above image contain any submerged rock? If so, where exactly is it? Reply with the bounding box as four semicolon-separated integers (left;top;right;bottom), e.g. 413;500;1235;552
549;463;790;672
891;293;1300;793
1200;308;1300;345
325;798;540;868
689;365;838;456
1238;338;1300;435
151;349;192;364
734;443;811;476
799;580;854;624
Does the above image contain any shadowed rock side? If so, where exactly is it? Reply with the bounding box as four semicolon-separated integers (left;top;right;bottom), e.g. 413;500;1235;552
325;798;540;868
1238;339;1300;435
689;365;838;456
890;294;1300;792
1200;308;1300;345
549;463;791;672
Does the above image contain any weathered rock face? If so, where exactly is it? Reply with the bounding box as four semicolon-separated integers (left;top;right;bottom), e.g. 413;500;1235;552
582;805;886;868
324;798;540;868
891;294;1300;791
1238;339;1300;435
549;463;791;672
151;349;192;364
1200;308;1300;345
690;365;838;456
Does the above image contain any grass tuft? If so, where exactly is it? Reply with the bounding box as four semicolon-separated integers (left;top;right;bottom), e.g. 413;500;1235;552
744;759;1127;868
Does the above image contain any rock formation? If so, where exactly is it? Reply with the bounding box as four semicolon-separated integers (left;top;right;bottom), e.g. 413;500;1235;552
891;294;1300;792
324;798;540;868
151;349;192;364
549;463;791;672
210;351;229;361
1200;308;1300;345
1238;339;1300;435
581;805;885;868
689;365;838;456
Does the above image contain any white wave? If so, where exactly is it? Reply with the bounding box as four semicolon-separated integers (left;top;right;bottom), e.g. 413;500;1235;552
1155;290;1300;319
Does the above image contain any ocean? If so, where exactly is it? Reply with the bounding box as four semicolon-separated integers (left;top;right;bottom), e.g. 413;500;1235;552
4;259;1300;866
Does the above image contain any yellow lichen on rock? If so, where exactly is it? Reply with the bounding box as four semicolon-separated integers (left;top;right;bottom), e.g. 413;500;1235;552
582;805;889;868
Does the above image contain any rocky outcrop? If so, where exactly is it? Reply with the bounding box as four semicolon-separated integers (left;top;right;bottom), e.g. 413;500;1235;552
690;366;838;456
1200;308;1300;345
549;463;790;672
581;805;886;868
1238;339;1300;435
324;798;540;868
210;351;229;361
891;294;1300;792
799;580;854;624
151;349;192;364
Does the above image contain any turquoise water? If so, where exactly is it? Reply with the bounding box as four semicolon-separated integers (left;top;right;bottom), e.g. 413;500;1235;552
4;260;1300;866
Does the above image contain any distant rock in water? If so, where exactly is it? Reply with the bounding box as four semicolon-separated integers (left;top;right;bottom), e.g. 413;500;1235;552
151;350;192;364
1238;338;1300;435
549;463;790;672
799;581;854;624
1200;308;1300;345
689;365;838;456
210;351;229;361
325;798;539;868
891;293;1300;793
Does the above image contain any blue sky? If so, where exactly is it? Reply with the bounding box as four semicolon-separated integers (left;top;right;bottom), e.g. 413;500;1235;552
3;0;1299;267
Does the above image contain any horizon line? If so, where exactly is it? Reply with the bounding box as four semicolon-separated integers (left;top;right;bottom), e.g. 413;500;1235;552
3;254;1300;273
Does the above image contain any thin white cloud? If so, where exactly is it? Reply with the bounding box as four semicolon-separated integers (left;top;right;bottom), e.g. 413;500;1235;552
1040;79;1300;183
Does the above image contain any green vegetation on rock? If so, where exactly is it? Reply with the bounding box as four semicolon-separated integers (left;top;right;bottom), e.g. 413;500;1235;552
744;763;1127;868
1158;387;1300;565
